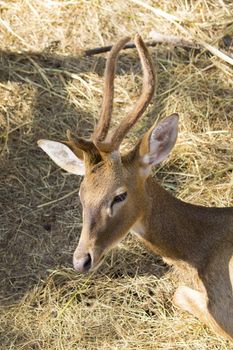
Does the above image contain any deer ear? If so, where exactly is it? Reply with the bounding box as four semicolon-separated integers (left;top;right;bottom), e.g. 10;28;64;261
139;113;179;172
38;140;85;176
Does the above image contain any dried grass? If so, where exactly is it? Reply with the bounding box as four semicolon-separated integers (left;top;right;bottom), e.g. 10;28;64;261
0;1;232;349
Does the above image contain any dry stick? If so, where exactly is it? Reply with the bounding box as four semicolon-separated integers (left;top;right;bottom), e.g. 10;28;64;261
37;188;79;208
84;38;200;56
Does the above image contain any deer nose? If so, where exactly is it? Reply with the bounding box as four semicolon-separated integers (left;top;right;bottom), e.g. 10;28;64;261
73;253;92;273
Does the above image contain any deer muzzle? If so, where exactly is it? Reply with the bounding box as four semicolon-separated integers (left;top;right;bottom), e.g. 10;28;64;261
73;236;105;273
73;252;92;273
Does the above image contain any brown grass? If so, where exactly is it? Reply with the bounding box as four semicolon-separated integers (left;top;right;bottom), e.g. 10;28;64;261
0;1;232;349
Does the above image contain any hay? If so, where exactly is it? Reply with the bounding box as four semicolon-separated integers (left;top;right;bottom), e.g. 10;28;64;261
0;1;232;349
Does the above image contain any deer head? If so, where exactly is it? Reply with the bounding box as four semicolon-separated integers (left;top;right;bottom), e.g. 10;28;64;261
38;34;179;273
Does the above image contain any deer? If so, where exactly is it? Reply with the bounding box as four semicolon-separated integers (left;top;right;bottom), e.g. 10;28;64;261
38;34;233;341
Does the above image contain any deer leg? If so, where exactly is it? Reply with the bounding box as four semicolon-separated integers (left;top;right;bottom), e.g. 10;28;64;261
173;286;233;341
173;286;208;323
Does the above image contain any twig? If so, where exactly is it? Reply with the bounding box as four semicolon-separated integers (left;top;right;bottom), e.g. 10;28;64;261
83;36;199;56
37;188;79;208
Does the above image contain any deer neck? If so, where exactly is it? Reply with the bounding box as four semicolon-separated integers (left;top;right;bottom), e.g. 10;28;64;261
131;176;229;269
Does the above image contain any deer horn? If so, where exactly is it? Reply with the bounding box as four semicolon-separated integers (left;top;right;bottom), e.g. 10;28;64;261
64;37;130;159
92;36;131;146
94;34;156;153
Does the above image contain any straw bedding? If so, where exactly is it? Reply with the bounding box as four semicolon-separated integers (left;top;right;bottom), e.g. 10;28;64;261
0;1;232;349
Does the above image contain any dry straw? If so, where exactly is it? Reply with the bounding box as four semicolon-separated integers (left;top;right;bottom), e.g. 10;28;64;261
0;1;232;349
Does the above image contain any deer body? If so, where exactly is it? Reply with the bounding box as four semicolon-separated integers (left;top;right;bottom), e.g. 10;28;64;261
130;179;233;340
132;179;233;269
38;35;233;341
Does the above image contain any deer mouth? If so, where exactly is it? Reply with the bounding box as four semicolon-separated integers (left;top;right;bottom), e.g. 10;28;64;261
89;254;106;272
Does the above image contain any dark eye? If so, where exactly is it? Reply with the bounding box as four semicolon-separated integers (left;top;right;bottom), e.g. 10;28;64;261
111;192;127;208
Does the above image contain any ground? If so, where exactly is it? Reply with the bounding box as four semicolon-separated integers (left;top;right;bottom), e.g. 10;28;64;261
0;1;232;349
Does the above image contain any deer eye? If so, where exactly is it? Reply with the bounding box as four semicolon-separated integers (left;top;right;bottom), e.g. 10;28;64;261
111;192;127;208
